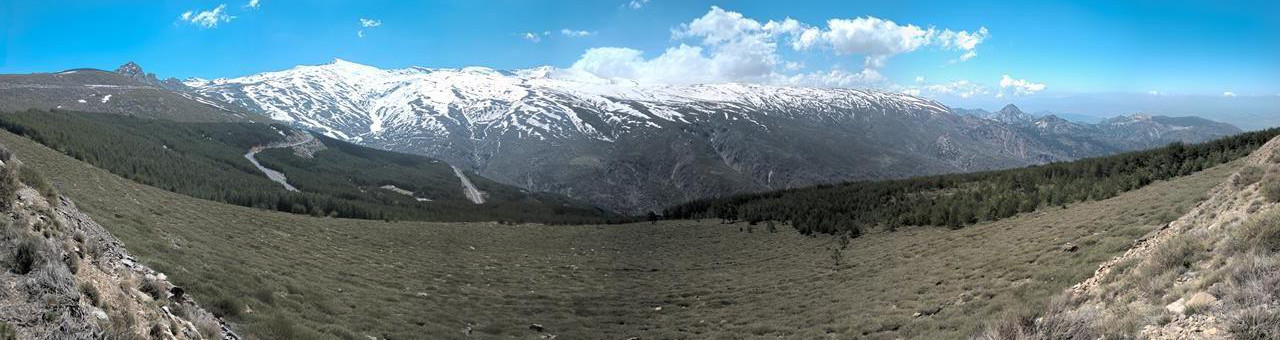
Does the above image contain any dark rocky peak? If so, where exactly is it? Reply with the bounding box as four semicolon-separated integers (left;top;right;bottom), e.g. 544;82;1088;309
998;104;1025;116
115;61;154;82
985;104;1035;124
114;62;191;91
116;61;143;76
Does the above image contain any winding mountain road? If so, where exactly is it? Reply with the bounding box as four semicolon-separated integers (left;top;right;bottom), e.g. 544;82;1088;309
244;132;315;192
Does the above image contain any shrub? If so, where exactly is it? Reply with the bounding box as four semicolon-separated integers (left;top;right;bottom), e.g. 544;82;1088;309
12;236;44;274
64;251;79;274
148;324;167;339
1228;307;1280;340
17;166;56;203
140;277;168;301
252;313;300;340
1034;309;1103;340
1141;235;1201;276
1264;180;1280;203
80;283;101;307
209;296;245;319
0;163;18;210
1229;209;1280;254
973;312;1035;340
0;321;15;340
189;309;225;339
1235;166;1265;188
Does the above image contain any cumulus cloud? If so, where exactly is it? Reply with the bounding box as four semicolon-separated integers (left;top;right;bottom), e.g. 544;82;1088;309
998;75;1046;97
1223;92;1237;97
899;79;990;98
628;0;650;9
560;29;595;37
244;0;259;9
178;4;235;28
766;14;988;68
568;6;988;88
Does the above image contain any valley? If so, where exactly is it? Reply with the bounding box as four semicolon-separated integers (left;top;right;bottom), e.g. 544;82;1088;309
3;2;1276;339
0;120;1243;339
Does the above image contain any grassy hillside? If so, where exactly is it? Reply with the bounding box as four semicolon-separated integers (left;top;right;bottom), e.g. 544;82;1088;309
0;110;615;223
0;127;1239;339
975;137;1280;339
666;128;1278;234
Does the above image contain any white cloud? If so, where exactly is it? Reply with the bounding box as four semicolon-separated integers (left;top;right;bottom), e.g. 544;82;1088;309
560;29;595;38
998;75;1046;97
178;4;235;28
244;0;259;9
900;79;990;98
568;6;987;87
357;18;382;38
523;32;543;43
1223;92;1237;97
1148;90;1161;95
628;0;650;9
768;15;989;68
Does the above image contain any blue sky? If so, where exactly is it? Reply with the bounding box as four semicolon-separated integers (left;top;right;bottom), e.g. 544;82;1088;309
2;0;1278;104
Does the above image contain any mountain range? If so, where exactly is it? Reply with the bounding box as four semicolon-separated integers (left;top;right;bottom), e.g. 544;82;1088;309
0;61;1244;213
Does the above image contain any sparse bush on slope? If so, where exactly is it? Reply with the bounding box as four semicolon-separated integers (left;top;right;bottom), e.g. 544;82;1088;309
1222;208;1280;339
1229;208;1280;254
1262;171;1280;203
0;322;15;340
1235;165;1265;188
0;151;18;210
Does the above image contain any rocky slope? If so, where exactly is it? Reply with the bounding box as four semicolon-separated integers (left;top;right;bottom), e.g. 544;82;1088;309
976;134;1280;339
0;145;235;339
186;60;1241;213
0;64;256;122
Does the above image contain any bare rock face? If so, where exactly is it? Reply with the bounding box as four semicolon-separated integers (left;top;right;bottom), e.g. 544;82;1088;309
0;148;238;339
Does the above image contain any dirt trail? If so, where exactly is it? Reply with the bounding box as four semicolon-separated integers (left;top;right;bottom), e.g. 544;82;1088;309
452;165;486;204
244;132;315;192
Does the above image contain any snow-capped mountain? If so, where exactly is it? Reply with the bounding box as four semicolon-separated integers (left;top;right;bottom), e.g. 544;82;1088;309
187;59;1240;213
192;58;949;142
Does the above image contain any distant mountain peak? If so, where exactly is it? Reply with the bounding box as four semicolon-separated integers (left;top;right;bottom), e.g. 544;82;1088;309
111;61;194;91
984;103;1034;124
115;61;147;79
999;104;1024;115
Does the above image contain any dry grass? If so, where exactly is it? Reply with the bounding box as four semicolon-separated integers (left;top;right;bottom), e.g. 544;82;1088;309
0;130;1239;339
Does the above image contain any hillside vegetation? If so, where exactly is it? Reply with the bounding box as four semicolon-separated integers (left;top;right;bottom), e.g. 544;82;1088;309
0;110;615;223
666;128;1279;234
976;136;1280;339
0;125;1242;339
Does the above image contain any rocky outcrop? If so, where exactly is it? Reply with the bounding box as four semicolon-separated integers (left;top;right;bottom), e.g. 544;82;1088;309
0;146;237;339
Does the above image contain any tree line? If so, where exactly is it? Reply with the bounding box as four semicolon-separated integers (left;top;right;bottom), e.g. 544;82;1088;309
664;128;1280;235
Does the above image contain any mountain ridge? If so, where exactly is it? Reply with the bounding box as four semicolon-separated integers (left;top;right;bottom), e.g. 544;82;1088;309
183;60;1242;213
